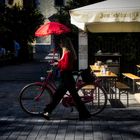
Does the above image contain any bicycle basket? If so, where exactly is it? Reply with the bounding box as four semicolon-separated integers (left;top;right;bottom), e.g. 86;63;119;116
81;68;95;84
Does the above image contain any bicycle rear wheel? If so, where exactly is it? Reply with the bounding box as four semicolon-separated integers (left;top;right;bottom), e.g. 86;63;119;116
19;83;53;115
77;84;107;116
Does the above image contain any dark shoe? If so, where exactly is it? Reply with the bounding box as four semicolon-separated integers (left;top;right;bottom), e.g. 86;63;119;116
79;113;91;121
41;112;50;120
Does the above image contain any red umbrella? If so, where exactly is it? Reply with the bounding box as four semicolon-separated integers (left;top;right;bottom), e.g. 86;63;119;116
35;22;71;37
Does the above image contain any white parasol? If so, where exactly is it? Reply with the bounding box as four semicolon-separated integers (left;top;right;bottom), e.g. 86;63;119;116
70;0;140;32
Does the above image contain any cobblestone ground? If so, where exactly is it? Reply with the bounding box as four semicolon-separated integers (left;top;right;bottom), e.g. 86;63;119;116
0;62;140;140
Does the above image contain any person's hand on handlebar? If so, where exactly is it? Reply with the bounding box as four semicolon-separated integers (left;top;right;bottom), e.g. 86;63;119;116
52;62;58;66
50;60;58;67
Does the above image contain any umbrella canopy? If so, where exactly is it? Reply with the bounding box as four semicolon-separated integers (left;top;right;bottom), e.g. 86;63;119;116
35;22;71;37
70;0;140;32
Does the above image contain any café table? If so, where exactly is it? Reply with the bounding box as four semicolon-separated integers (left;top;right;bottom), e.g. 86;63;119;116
92;70;118;99
90;65;101;72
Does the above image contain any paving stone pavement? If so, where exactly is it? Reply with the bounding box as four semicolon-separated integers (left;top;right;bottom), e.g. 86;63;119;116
0;61;140;140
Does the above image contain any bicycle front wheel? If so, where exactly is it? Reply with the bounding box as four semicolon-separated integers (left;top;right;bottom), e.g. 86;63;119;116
19;83;53;115
77;84;107;116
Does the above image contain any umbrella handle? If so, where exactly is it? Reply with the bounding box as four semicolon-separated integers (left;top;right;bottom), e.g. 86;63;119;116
51;48;58;63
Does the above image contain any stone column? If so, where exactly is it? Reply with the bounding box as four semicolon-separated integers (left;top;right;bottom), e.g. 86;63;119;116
78;31;88;70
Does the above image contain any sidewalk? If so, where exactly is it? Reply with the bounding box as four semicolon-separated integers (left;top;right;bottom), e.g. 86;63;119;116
0;61;140;140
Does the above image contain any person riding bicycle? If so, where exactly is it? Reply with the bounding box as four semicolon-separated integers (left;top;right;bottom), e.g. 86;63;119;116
42;36;91;120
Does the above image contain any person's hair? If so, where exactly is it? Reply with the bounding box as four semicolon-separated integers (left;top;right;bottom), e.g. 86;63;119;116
60;37;77;61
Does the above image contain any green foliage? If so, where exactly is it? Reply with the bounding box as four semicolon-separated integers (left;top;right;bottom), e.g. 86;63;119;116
6;6;44;42
0;3;45;61
0;3;45;48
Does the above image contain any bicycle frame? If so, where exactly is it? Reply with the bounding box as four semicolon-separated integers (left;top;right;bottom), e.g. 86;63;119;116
36;69;57;95
19;65;108;116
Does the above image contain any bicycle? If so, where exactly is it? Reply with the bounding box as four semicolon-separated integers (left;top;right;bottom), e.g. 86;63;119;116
19;62;108;117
